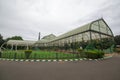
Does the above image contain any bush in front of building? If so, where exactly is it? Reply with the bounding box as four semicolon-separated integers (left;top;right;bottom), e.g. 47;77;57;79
115;48;120;53
24;50;32;59
77;48;85;58
84;50;104;59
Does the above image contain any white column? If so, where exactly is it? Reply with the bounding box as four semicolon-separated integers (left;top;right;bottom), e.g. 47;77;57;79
15;44;17;51
11;44;13;50
26;44;29;50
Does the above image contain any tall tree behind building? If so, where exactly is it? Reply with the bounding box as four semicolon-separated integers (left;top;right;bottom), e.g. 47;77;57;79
6;36;23;41
0;34;5;46
114;35;120;45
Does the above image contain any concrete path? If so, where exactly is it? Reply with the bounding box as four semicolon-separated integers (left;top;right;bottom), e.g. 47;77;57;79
0;56;120;80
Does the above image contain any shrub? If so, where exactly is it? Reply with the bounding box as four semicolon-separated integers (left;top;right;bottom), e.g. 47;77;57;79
24;50;32;59
78;48;85;58
84;50;104;59
0;51;2;58
77;48;83;53
115;48;120;53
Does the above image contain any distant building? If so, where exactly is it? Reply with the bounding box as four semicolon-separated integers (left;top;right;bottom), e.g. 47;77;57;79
35;34;56;47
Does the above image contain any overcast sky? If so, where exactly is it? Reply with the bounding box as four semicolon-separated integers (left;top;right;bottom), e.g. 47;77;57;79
0;0;120;41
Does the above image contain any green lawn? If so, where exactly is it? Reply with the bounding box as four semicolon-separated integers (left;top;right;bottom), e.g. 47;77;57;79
1;50;79;60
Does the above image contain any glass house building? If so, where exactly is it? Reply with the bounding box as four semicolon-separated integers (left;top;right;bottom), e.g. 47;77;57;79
35;18;114;50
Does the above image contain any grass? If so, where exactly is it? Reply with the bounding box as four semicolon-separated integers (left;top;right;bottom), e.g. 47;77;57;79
1;50;79;60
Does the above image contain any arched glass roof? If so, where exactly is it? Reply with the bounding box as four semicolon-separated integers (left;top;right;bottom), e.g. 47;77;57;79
7;40;35;46
35;18;114;45
51;18;113;42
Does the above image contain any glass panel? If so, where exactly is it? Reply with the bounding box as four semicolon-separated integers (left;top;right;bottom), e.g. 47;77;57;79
91;32;100;40
91;21;99;31
99;20;107;34
83;32;90;41
99;20;112;35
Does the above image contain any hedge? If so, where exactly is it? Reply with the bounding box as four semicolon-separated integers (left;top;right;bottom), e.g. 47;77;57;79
78;49;105;59
24;50;32;59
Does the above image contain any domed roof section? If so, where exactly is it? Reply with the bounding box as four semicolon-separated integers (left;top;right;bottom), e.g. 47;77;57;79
35;34;56;44
7;40;35;46
42;34;56;40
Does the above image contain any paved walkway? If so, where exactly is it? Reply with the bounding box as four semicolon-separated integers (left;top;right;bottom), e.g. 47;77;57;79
0;56;120;80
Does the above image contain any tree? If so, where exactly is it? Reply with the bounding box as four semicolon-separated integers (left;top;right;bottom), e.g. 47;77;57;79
6;36;23;41
5;36;23;50
0;34;5;47
64;43;70;51
114;35;120;45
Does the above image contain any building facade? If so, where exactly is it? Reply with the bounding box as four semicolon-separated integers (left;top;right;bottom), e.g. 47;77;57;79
35;18;114;50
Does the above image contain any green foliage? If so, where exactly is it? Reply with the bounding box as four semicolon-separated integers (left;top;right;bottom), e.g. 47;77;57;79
64;43;70;50
1;50;78;59
77;48;83;53
24;50;32;53
85;37;114;50
0;34;5;46
114;35;120;45
101;38;114;49
115;48;120;53
77;48;86;58
0;34;3;40
6;36;23;41
0;51;2;58
24;50;32;59
1;50;105;59
84;50;104;59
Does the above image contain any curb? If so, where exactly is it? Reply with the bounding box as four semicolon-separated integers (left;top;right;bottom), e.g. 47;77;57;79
0;56;113;62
